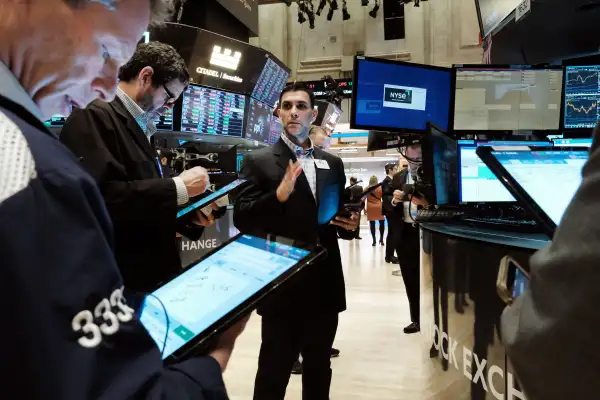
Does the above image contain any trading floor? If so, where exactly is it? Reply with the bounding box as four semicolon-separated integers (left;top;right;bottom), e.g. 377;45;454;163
225;235;434;400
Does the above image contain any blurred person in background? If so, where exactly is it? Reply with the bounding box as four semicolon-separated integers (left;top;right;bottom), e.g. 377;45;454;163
365;175;385;246
382;163;399;264
309;125;330;150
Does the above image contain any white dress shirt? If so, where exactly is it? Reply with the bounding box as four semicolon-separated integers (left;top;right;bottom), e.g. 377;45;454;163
115;88;189;206
281;133;317;200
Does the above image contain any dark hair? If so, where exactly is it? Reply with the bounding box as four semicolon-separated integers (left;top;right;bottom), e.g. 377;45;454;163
118;41;189;87
385;163;397;174
279;82;316;109
349;177;358;184
309;125;326;137
65;0;175;26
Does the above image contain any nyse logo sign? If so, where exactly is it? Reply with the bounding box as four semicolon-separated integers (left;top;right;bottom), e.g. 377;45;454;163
383;84;427;111
210;45;242;71
385;87;413;105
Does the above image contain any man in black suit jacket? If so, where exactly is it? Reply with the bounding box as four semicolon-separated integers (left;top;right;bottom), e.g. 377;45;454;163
60;42;217;293
381;163;399;263
234;83;358;400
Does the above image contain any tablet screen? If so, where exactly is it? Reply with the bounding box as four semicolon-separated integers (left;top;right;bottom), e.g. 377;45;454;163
177;178;246;218
140;234;312;359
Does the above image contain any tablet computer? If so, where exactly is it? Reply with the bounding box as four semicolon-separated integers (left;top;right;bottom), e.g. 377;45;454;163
476;146;589;238
177;178;247;218
139;232;326;362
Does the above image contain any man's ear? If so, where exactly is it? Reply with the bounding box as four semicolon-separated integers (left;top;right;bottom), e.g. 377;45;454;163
311;107;318;123
139;66;155;87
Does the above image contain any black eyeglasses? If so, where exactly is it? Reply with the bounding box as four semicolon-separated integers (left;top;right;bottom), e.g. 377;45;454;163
162;84;177;106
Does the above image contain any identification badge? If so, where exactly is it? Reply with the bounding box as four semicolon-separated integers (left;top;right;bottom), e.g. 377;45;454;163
314;159;330;170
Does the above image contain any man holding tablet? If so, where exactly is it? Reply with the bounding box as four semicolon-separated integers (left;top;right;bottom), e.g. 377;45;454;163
61;41;222;292
235;83;358;400
0;0;245;398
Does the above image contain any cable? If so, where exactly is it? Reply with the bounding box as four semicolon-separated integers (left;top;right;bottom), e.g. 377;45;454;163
397;147;423;165
146;293;169;358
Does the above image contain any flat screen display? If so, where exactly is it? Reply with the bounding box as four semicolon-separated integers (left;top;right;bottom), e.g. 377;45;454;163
563;66;600;129
429;125;458;206
491;150;588;225
352;57;452;132
177;178;246;218
453;66;564;131
181;85;246;137
459;140;551;203
252;58;290;107
245;98;273;143
553;138;593;147
44;115;68;128
140;234;311;359
268;117;282;145
475;0;523;38
155;108;173;131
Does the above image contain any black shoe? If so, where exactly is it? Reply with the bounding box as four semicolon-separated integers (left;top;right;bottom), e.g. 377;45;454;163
379;240;384;246
429;343;439;358
385;257;399;264
356;236;362;240
291;360;303;375
372;242;376;247
403;322;420;334
330;348;340;358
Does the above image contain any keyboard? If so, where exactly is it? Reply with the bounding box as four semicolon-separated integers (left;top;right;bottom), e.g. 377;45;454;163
460;216;540;233
416;208;466;222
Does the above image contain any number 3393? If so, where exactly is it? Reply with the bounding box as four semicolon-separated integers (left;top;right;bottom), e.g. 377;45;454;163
71;287;135;348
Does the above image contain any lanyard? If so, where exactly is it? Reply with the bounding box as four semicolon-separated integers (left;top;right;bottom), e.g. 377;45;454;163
156;157;164;178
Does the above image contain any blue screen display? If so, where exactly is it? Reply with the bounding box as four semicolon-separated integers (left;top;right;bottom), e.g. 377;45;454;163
140;234;311;359
353;59;452;131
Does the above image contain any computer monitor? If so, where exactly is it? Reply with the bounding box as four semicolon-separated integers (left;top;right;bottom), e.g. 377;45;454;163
244;98;273;143
458;140;551;203
251;57;290;107
236;153;245;172
562;65;600;129
421;123;458;206
553;138;593;148
351;57;452;133
44;115;68;128
267;117;282;145
180;85;246;137
475;0;523;38
155;108;174;131
453;65;564;131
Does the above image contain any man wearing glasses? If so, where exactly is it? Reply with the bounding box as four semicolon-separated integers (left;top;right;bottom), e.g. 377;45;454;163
61;41;214;293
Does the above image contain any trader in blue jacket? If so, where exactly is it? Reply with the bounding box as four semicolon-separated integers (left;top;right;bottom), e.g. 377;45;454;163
0;0;247;398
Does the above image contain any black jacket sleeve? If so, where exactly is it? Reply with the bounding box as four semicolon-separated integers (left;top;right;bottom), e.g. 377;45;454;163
233;152;286;234
60;106;178;226
335;157;356;241
0;170;226;399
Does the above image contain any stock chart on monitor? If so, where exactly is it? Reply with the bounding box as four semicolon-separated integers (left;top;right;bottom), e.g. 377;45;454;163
181;85;246;137
251;58;290;107
563;66;600;129
453;66;564;131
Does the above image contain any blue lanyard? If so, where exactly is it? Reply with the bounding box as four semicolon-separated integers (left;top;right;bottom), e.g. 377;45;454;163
156;157;164;178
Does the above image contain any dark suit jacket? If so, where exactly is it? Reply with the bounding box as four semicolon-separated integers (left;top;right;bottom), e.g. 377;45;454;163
59;98;204;292
381;175;394;215
234;138;353;317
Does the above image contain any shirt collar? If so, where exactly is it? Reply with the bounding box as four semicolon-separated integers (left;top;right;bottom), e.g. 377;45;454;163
281;133;314;157
116;87;157;137
0;62;45;122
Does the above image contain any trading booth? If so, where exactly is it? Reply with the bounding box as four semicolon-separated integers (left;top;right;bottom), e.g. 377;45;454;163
350;50;594;398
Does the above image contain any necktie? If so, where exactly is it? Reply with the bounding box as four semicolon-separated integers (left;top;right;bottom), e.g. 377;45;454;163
296;147;314;158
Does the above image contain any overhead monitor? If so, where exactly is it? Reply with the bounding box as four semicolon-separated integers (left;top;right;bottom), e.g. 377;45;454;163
245;98;273;143
155;108;174;131
351;57;452;133
251;57;290;107
305;78;353;100
458;140;551;203
475;0;523;38
453;65;564;131
563;65;600;129
180;85;246;137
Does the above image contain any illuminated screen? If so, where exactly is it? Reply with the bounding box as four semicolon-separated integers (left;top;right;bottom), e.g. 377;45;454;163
236;154;245;172
513;267;529;298
140;234;311;359
181;85;246;137
491;150;588;225
44;115;67;128
563;66;600;129
453;66;564;131
353;58;452;131
268;117;282;145
155;108;173;131
553;138;593;148
245;98;273;143
458;140;551;203
252;58;290;107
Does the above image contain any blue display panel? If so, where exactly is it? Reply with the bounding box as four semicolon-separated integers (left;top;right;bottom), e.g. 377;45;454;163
563;66;600;129
352;58;452;132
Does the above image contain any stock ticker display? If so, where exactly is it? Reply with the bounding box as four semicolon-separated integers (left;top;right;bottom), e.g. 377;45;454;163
251;58;290;107
181;85;246;137
563;66;600;129
155;108;173;131
245;98;273;143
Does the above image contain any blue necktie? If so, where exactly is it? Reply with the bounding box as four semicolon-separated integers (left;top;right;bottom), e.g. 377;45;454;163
296;147;314;158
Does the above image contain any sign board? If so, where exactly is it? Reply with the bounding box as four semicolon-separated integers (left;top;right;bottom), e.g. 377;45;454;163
216;0;259;36
515;0;531;22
